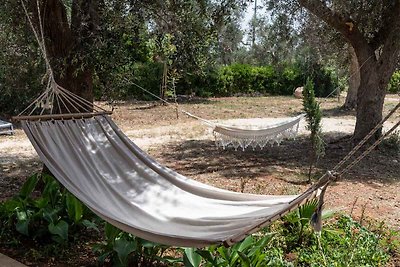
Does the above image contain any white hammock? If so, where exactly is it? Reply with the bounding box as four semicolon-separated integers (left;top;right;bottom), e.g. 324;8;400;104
21;114;329;247
183;112;304;150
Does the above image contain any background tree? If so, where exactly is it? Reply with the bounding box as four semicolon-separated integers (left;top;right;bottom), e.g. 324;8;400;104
29;0;101;103
303;78;324;182
268;0;400;142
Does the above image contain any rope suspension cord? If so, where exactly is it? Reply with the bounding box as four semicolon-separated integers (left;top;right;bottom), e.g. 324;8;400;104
15;0;111;121
126;80;216;126
331;101;400;176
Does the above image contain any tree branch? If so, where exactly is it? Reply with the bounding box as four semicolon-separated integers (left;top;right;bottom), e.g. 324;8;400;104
298;0;370;57
377;1;400;81
370;1;400;51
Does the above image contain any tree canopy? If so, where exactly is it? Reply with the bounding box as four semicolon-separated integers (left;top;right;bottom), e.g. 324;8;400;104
1;0;399;141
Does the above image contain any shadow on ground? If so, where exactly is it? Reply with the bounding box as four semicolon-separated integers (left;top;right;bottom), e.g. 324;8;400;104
158;133;399;184
0;156;41;200
321;106;356;118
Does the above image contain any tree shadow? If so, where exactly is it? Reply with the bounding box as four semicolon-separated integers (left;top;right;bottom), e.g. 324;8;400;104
158;133;399;184
0;156;41;200
321;106;356;118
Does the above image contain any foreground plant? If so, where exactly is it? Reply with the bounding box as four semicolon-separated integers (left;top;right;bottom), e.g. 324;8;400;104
0;173;99;245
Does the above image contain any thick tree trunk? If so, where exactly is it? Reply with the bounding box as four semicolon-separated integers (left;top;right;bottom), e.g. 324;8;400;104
344;46;359;110
39;0;96;103
35;0;97;175
298;0;400;144
353;57;386;142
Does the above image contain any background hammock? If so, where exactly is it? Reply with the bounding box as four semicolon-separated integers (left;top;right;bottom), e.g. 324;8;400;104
131;82;305;150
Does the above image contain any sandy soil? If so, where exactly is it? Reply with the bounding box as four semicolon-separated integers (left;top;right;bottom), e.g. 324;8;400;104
0;95;399;230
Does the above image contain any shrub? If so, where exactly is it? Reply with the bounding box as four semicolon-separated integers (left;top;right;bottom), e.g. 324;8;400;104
0;174;99;246
303;78;325;180
183;63;336;98
388;71;400;93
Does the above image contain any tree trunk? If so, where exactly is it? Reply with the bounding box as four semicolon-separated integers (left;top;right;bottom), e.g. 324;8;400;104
35;0;98;175
39;0;96;103
344;46;359;110
353;56;386;142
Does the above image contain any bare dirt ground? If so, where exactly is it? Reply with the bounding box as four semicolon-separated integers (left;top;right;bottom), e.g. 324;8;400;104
1;95;399;232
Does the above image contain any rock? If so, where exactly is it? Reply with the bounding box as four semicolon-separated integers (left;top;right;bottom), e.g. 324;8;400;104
294;87;303;98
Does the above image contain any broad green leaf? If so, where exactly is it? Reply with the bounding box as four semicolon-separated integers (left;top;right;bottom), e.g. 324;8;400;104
139;238;159;248
196;250;216;264
16;219;29;236
105;223;121;241
97;251;112;264
42;207;60;224
183;248;201;267
82;219;100;233
238;235;253;252
238;251;251;267
2;199;22;213
19;174;38;199
34;197;49;209
48;220;69;242
113;237;136;266
66;193;83;223
16;210;28;221
217;246;229;261
43;179;60;207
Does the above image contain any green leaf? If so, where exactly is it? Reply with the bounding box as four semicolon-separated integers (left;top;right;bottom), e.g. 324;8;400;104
16;210;28;221
238;251;251;267
105;223;121;242
16;219;29;236
322;209;337;220
82;219;100;233
42;207;60;224
139;238;159;248
19;174;38;199
48;220;69;243
66;193;83;223
196;250;216;264
113;237;136;266
34;197;49;209
183;248;202;267
238;235;253;252
42;179;61;207
97;251;113;265
217;246;229;261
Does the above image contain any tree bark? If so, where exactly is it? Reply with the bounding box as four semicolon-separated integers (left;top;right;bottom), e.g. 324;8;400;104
31;0;99;175
353;55;389;142
38;0;97;103
343;46;359;110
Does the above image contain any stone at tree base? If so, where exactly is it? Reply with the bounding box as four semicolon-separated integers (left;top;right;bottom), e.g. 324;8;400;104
294;87;304;98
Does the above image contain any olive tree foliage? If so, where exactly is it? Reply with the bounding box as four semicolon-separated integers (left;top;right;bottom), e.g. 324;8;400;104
0;1;44;117
0;0;248;113
252;13;300;67
141;0;248;90
266;0;400;142
217;9;245;65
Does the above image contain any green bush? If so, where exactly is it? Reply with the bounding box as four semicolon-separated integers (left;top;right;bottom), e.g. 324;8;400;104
0;174;99;245
182;63;336;98
388;71;400;93
92;223;176;266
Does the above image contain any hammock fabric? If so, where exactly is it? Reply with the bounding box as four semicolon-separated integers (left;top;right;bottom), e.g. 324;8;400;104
21;115;328;247
183;112;304;150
